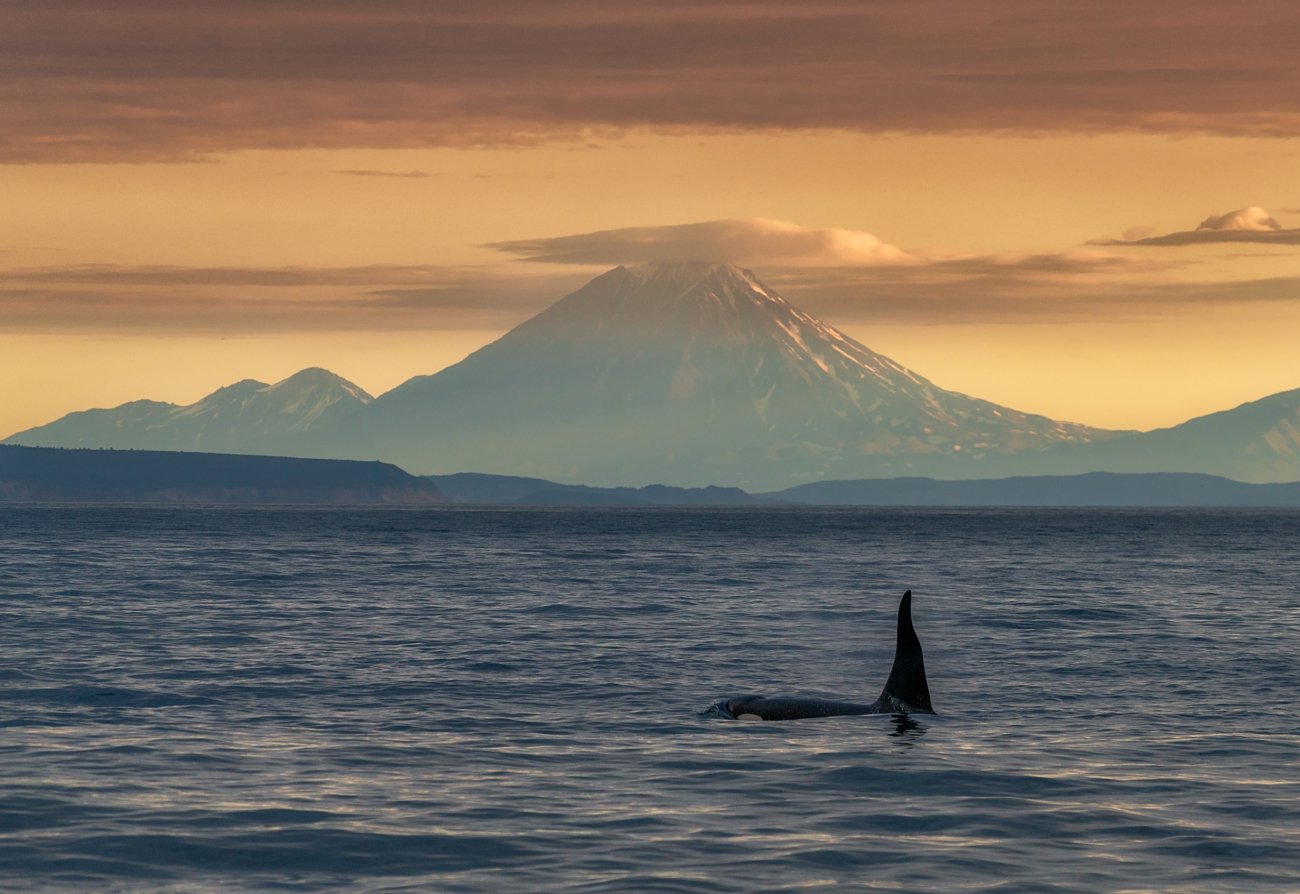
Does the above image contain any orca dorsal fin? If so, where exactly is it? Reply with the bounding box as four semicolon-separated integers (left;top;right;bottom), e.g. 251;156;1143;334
876;590;935;714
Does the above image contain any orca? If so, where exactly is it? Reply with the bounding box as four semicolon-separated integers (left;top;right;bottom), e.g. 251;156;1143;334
713;590;935;721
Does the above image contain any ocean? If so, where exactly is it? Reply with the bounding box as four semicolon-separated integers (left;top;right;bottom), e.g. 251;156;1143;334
2;506;1299;892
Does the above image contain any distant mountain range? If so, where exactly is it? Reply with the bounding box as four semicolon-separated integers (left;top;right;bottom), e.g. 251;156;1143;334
431;470;1300;507
5;367;373;456
427;472;758;507
6;262;1299;489
766;471;1300;507
1002;388;1300;484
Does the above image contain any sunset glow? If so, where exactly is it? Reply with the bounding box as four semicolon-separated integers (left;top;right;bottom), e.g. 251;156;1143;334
3;2;1299;436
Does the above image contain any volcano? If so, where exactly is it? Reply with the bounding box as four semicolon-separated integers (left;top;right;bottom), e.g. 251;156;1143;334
336;262;1116;486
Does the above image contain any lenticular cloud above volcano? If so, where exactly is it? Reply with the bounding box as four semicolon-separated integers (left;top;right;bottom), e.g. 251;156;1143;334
486;218;914;267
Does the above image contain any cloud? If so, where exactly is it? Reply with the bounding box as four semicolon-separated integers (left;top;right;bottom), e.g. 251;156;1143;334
488;218;1157;276
2;249;1293;334
334;169;435;179
5;1;1300;161
758;250;1168;324
0;264;588;334
1198;207;1283;231
486;218;1217;323
769;266;1300;325
487;219;913;266
1097;207;1300;247
925;250;1152;277
1121;226;1158;242
0;264;457;288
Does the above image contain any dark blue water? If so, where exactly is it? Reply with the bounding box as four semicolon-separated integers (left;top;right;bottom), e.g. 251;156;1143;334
2;506;1299;892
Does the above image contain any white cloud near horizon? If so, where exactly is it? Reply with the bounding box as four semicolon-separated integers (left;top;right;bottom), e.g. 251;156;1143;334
1198;207;1283;231
1097;206;1300;247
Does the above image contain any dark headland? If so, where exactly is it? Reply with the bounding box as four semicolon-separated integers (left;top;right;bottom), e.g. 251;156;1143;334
0;444;444;504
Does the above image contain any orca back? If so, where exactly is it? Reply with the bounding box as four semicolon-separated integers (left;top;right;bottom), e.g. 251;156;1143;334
705;589;936;721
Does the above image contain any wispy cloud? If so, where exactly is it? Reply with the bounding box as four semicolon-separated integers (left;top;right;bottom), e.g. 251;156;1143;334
488;219;913;266
0;264;456;288
3;242;1293;335
5;1;1300;162
0;264;587;334
770;267;1300;325
484;217;1248;323
334;169;435;179
1097;207;1300;247
488;217;1151;274
490;215;1294;323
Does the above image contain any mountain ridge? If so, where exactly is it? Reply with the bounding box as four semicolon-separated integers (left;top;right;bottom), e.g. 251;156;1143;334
6;262;1298;487
1014;386;1300;483
7;367;371;455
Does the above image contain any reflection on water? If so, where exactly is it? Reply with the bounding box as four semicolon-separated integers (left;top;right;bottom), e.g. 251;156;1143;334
888;713;928;744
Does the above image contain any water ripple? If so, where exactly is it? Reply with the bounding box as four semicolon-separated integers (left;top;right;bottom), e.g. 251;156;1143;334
2;506;1299;892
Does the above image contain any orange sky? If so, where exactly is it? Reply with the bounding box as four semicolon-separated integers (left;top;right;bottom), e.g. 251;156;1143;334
3;2;1299;436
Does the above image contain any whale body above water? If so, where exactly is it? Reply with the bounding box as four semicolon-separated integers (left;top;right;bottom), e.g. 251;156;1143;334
711;590;935;721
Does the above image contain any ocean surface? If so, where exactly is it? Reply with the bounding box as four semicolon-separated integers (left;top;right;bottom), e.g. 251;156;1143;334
2;506;1299;893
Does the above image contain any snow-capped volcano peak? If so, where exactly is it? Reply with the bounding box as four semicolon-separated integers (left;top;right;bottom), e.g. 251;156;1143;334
618;260;761;288
516;260;921;397
526;260;812;335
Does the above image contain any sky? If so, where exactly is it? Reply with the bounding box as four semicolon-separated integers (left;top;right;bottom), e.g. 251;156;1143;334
3;0;1300;436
